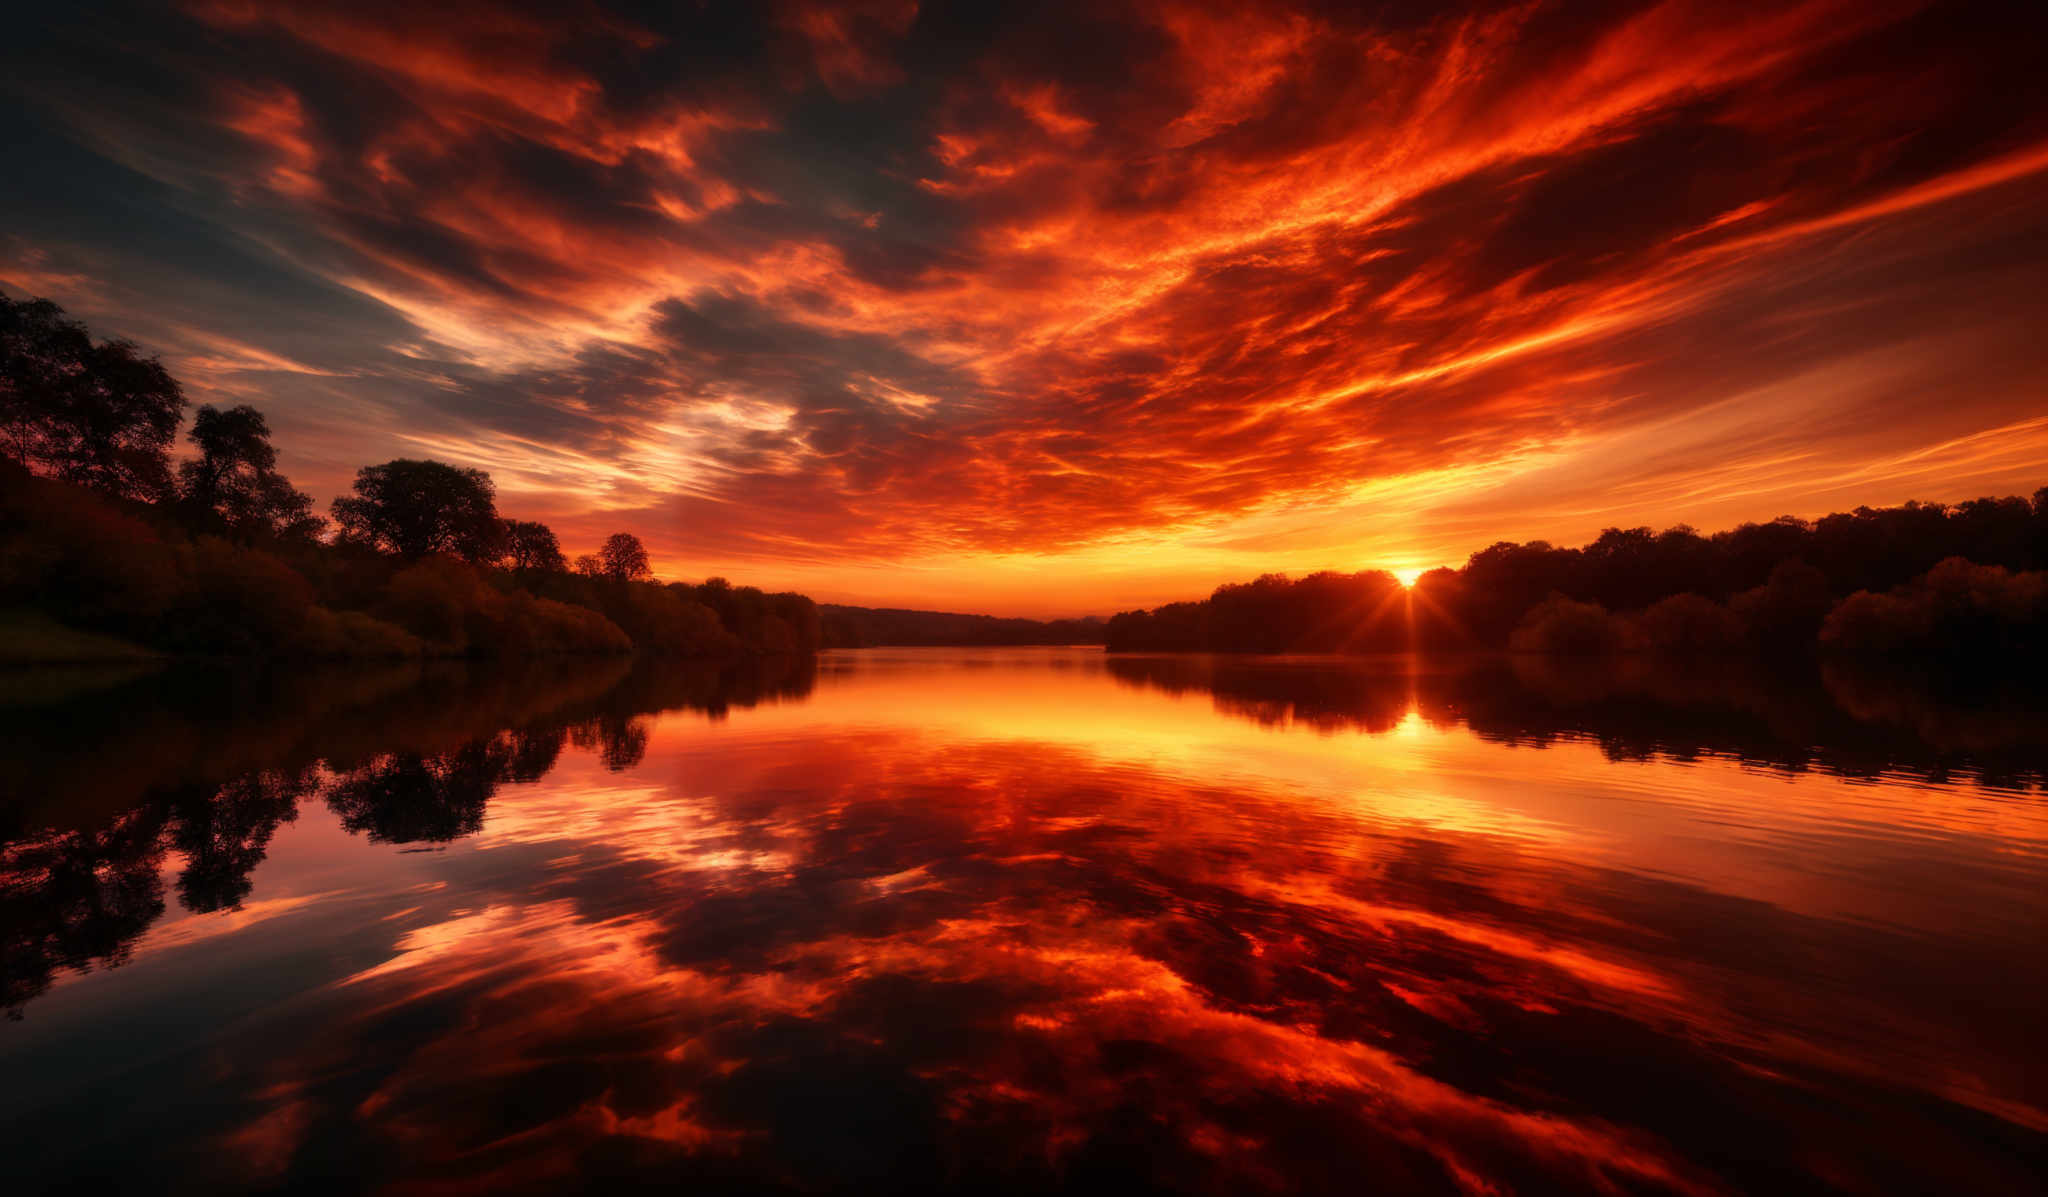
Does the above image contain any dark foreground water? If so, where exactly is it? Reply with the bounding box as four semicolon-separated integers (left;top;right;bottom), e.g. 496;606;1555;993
2;649;2043;1194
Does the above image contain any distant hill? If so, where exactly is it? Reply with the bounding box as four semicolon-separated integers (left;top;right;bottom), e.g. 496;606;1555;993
820;604;1105;648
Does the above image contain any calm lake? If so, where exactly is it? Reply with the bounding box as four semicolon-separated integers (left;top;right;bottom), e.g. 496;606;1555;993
2;648;2042;1194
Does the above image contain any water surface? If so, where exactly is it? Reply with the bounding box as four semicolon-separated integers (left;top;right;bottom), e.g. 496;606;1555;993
2;649;2042;1194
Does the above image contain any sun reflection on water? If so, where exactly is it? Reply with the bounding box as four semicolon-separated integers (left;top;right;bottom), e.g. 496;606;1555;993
0;650;2041;1193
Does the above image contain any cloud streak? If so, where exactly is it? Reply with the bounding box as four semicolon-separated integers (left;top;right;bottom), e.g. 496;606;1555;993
3;0;2044;611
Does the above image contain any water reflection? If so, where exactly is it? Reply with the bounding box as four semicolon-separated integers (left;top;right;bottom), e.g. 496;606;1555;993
0;650;2040;1194
1;657;815;1017
1105;652;2048;788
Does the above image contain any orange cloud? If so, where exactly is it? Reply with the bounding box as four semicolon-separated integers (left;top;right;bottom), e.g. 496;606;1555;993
3;0;2043;611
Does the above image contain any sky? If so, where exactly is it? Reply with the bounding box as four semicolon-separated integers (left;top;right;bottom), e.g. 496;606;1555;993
2;1;2044;617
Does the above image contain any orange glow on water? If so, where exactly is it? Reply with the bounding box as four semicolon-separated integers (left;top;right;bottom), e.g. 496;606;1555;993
6;651;2039;1191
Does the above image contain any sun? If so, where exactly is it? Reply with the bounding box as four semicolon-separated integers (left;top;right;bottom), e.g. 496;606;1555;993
1392;566;1425;588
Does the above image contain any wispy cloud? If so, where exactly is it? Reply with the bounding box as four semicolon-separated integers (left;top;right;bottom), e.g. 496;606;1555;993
3;0;2043;612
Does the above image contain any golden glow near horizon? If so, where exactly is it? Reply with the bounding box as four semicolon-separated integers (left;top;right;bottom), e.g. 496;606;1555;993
2;1;2043;614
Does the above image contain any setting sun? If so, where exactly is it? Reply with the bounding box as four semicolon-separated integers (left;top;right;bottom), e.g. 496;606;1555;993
1;2;2043;1192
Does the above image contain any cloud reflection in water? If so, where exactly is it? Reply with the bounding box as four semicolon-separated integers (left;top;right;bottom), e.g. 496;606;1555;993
1;650;2042;1194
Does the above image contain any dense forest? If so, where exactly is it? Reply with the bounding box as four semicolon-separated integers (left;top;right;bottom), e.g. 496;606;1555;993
1106;489;2048;670
1;292;816;662
819;604;1105;648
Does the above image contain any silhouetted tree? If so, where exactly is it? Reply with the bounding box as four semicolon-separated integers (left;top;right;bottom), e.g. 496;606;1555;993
178;404;267;514
1822;558;2047;670
1;296;76;467
1;293;184;501
1730;560;1832;650
817;604;1101;648
331;458;504;562
573;552;603;578
1638;593;1743;656
597;531;651;582
1111;488;2048;660
178;404;323;541
605;584;731;654
171;535;319;654
502;519;566;573
1511;595;1623;655
767;591;823;654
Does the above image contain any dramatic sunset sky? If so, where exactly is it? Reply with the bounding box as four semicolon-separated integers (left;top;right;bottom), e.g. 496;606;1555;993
3;1;2043;615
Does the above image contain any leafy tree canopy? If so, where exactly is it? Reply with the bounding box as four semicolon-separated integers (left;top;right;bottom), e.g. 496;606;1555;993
3;292;185;502
332;458;503;562
597;532;652;582
179;404;323;541
503;519;566;573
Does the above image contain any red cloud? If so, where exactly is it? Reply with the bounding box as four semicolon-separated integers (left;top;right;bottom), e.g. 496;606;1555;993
9;0;2044;610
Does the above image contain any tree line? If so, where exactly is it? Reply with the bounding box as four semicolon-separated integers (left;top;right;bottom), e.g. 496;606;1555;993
819;604;1106;648
1105;489;2048;673
1;292;817;661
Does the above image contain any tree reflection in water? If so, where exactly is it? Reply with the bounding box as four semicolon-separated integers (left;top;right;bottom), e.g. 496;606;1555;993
2;810;166;1017
0;650;2039;1193
7;650;2040;1024
168;769;312;912
1104;652;2048;788
0;656;817;1018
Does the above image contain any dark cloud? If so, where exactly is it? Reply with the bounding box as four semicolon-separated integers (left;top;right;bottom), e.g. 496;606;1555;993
2;0;2045;609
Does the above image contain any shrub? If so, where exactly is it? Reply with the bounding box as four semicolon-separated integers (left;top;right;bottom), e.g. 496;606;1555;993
606;584;734;655
1637;593;1743;656
0;471;185;632
505;594;632;656
1730;560;1832;649
753;613;797;655
0;462;811;661
373;558;632;657
379;557;501;652
1821;557;2047;665
1511;595;1624;656
296;607;423;658
173;536;316;653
